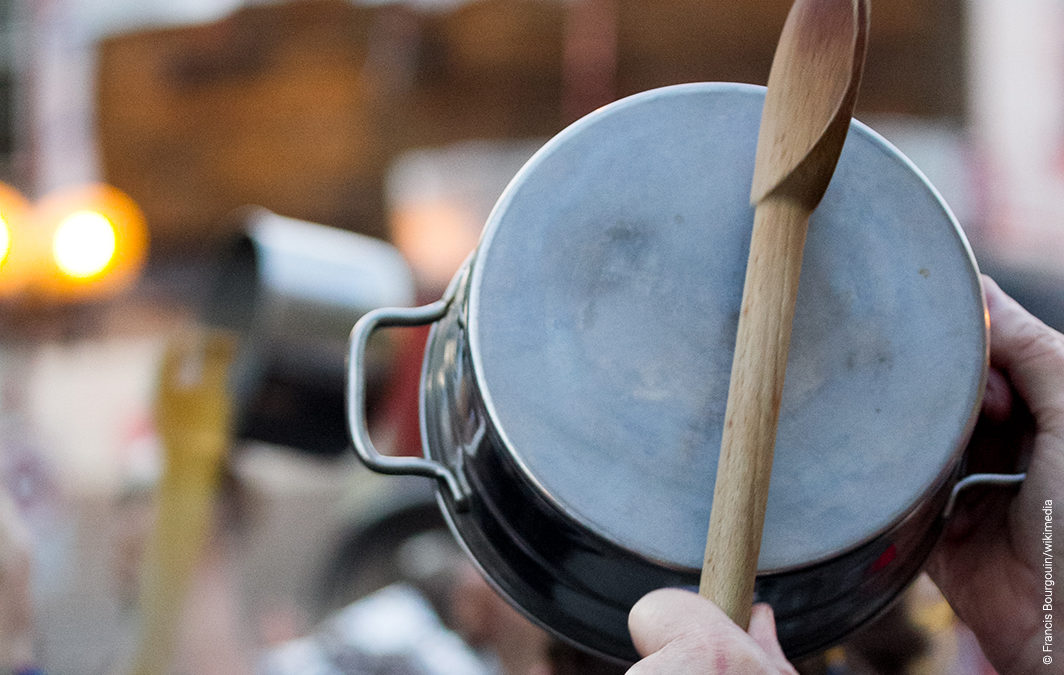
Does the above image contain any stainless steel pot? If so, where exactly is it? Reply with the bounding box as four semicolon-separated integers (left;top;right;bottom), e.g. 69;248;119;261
202;208;414;454
346;83;996;662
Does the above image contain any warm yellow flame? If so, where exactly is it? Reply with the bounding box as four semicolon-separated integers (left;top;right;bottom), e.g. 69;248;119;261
52;210;117;279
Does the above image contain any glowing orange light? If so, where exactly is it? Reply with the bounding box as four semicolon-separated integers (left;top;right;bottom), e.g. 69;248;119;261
0;182;32;298
52;210;118;279
35;183;148;299
0;215;9;269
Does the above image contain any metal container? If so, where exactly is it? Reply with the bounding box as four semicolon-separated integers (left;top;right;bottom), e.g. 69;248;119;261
346;83;989;661
203;208;414;454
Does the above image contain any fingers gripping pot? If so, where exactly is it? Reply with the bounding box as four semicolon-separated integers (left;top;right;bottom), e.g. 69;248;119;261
347;83;988;662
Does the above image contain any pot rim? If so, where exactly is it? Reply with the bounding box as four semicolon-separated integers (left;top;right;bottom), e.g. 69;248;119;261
463;81;989;573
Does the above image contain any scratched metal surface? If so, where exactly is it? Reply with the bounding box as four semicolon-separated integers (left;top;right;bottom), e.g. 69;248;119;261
468;83;985;572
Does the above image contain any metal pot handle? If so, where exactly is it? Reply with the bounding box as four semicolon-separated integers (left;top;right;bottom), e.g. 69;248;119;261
346;297;469;508
943;471;1026;519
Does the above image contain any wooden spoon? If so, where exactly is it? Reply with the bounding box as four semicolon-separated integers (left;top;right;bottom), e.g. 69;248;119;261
699;0;869;629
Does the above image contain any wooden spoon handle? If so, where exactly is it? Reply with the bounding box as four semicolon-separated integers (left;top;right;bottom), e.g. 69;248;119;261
699;195;811;627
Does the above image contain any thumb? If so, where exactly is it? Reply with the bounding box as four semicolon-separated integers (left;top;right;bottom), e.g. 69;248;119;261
629;588;736;657
627;589;795;674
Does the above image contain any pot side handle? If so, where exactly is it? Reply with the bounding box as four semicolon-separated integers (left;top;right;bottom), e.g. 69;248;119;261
346;299;469;508
943;471;1026;519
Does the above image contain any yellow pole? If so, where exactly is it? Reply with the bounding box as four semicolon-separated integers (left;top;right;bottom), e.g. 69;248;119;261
129;329;236;675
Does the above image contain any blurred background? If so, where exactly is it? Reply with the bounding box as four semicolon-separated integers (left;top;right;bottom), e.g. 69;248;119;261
0;0;1061;673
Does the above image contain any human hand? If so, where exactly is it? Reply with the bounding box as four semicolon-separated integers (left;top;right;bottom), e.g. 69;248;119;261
627;589;796;674
927;275;1064;673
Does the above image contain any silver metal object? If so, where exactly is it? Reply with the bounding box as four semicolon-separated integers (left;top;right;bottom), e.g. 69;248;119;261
347;293;469;506
943;472;1026;519
204;208;414;453
347;83;988;661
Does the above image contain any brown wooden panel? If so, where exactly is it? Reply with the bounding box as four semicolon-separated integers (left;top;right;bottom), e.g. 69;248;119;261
96;0;965;254
96;0;389;254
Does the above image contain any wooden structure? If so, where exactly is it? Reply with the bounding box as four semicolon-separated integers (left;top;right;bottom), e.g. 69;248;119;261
96;0;964;254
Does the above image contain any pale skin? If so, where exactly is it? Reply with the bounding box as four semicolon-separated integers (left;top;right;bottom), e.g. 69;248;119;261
628;276;1064;674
